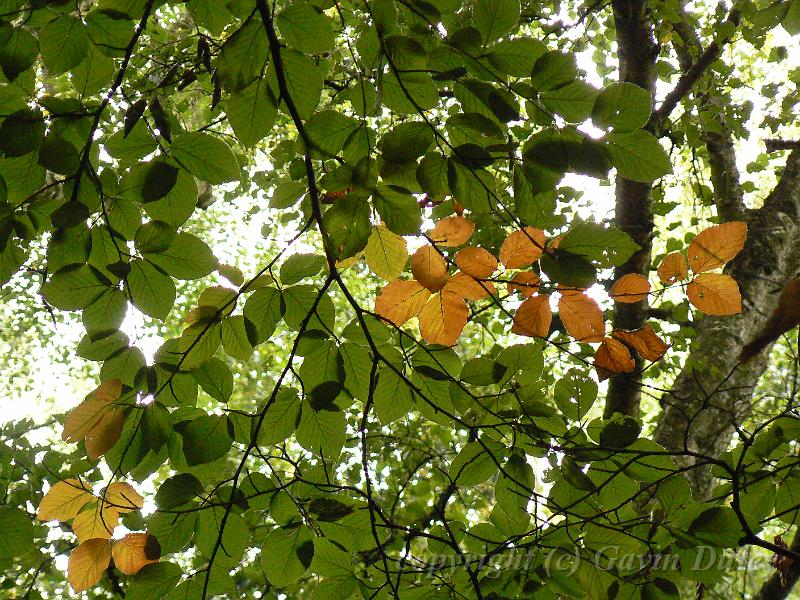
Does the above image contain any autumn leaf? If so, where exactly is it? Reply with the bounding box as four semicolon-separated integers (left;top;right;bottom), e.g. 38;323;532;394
687;273;742;315
429;215;475;246
104;482;145;513
609;273;650;303
85;408;125;460
375;280;431;325
657;252;688;285
613;325;669;361
454;247;498;279
558;291;605;342
507;272;541;298
499;227;546;269
512;295;552;338
687;221;747;273
410;244;449;292
72;502;119;542
111;533;161;575
62;379;123;443
37;479;94;522
418;290;468;346
594;338;636;381
365;225;408;280
445;272;496;300
68;539;111;593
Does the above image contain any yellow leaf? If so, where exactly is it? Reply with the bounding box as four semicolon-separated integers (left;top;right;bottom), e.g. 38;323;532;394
365;225;408;280
558;291;605;342
594;338;636;381
687;221;747;273
687;273;742;315
72;502;119;543
104;482;145;513
37;479;94;522
499;227;545;269
68;539;111;593
609;273;650;303
374;280;431;325
418;290;468;346
410;244;449;292
511;295;552;338
429;215;474;247
445;272;495;300
85;408;125;461
507;272;541;298
657;252;688;285
111;533;161;575
454;247;498;279
613;326;668;362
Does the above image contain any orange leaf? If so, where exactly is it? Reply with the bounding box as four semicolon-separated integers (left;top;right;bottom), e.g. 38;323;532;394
687;221;747;273
37;479;94;522
445;272;496;300
69;539;112;593
558;291;605;342
454;247;498;279
62;379;123;444
418;290;468;346
429;216;475;247
613;326;669;362
594;338;636;381
104;482;145;513
657;252;688;285
72;502;119;543
507;272;541;298
499;227;546;269
609;273;650;303
375;280;431;325
112;533;161;575
410;244;449;292
85;408;125;461
511;295;552;338
687;273;742;315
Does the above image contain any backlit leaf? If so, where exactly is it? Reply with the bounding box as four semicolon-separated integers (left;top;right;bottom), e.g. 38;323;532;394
374;280;431;325
445;272;495;300
455;247;498;279
511;295;552;339
112;533;161;575
613;326;668;362
507;272;541;298
418;290;468;346
68;539;111;593
609;273;650;303
594;338;635;381
429;216;475;247
687;273;742;315
499;227;545;269
657;252;688;285
37;479;94;522
558;291;604;342
410;245;449;292
365;225;408;280
687;221;747;273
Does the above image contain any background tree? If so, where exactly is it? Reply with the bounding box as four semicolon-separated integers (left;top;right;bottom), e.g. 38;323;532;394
0;0;799;599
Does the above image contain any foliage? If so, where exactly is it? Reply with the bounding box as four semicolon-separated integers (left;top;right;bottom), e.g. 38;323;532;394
0;0;798;599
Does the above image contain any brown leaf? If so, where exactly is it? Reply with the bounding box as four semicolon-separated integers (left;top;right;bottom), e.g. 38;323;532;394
62;379;123;443
657;252;688;285
112;533;161;575
594;338;636;381
558;291;605;342
418;290;468;346
445;272;496;300
37;479;94;522
511;295;552;338
429;216;475;247
499;227;546;269
609;273;650;303
410;244;449;292
612;325;669;361
85;408;125;461
68;539;111;593
507;272;541;298
454;247;498;279
375;280;431;325
687;221;747;273
687;273;742;315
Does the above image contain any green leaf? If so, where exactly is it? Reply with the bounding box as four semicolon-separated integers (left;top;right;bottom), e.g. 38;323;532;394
539;81;598;123
42;264;110;311
449;440;504;486
0;108;45;157
71;45;115;94
322;194;371;260
38;135;81;175
599;414;641;448
155;473;204;509
270;180;307;209
605;130;672;182
0;506;34;559
0;27;38;81
364;225;408;280
257;388;301;446
226;80;277;148
277;2;335;53
193;357;234;402
530;51;577;92
379;122;434;163
196;506;249;565
472;0;520;43
243;286;284;342
373;186;422;235
783;0;800;35
134;221;175;254
128;258;176;320
296;396;346;459
216;20;269;91
268;49;323;120
179;414;234;466
221;315;254;360
141;162;179;203
39;15;89;75
263;526;314;587
144;232;217;280
487;38;547;77
171;132;240;184
557;221;640;268
305;110;360;157
592;82;652;131
687;507;744;548
280;253;326;285
127;562;183;600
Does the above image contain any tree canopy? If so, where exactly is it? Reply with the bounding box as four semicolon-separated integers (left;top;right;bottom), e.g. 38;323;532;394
1;0;800;599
